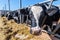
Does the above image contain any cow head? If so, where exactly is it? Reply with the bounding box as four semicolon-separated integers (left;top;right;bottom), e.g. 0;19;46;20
29;6;45;35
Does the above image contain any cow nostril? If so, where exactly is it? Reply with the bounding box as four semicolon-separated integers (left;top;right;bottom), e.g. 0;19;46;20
30;27;41;35
34;30;41;35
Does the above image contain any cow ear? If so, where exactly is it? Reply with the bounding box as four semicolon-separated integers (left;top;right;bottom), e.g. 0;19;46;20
46;8;58;16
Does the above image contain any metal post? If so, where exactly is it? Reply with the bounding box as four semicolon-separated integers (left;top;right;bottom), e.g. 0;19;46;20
52;24;60;34
49;0;53;8
20;14;21;23
8;0;10;11
3;6;4;17
3;6;4;10
5;4;6;16
26;15;28;25
49;0;57;8
21;14;24;23
20;0;22;8
20;0;22;23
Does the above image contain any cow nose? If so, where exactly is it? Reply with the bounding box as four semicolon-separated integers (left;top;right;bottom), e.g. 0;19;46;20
30;27;41;35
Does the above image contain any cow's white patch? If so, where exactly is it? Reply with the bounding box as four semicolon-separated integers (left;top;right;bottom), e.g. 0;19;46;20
13;17;18;20
31;6;43;27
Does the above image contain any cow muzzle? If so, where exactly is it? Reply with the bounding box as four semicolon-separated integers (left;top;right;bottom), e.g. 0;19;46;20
30;27;41;35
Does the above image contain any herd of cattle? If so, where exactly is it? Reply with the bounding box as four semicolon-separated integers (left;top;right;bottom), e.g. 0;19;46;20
0;2;60;39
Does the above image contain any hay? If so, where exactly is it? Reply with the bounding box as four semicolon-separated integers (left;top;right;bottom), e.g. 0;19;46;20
0;17;52;40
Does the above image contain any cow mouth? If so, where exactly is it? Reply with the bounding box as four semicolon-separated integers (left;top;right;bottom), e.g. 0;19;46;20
30;27;41;35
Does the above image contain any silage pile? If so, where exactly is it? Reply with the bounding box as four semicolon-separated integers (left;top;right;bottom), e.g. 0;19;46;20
0;17;52;40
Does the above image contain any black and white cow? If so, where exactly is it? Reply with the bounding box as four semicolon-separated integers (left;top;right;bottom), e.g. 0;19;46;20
20;3;60;36
6;12;14;20
30;4;60;35
20;3;47;34
6;11;20;23
20;8;31;24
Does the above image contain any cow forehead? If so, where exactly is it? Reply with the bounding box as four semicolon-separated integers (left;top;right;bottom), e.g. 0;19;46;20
30;6;43;19
31;6;43;13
